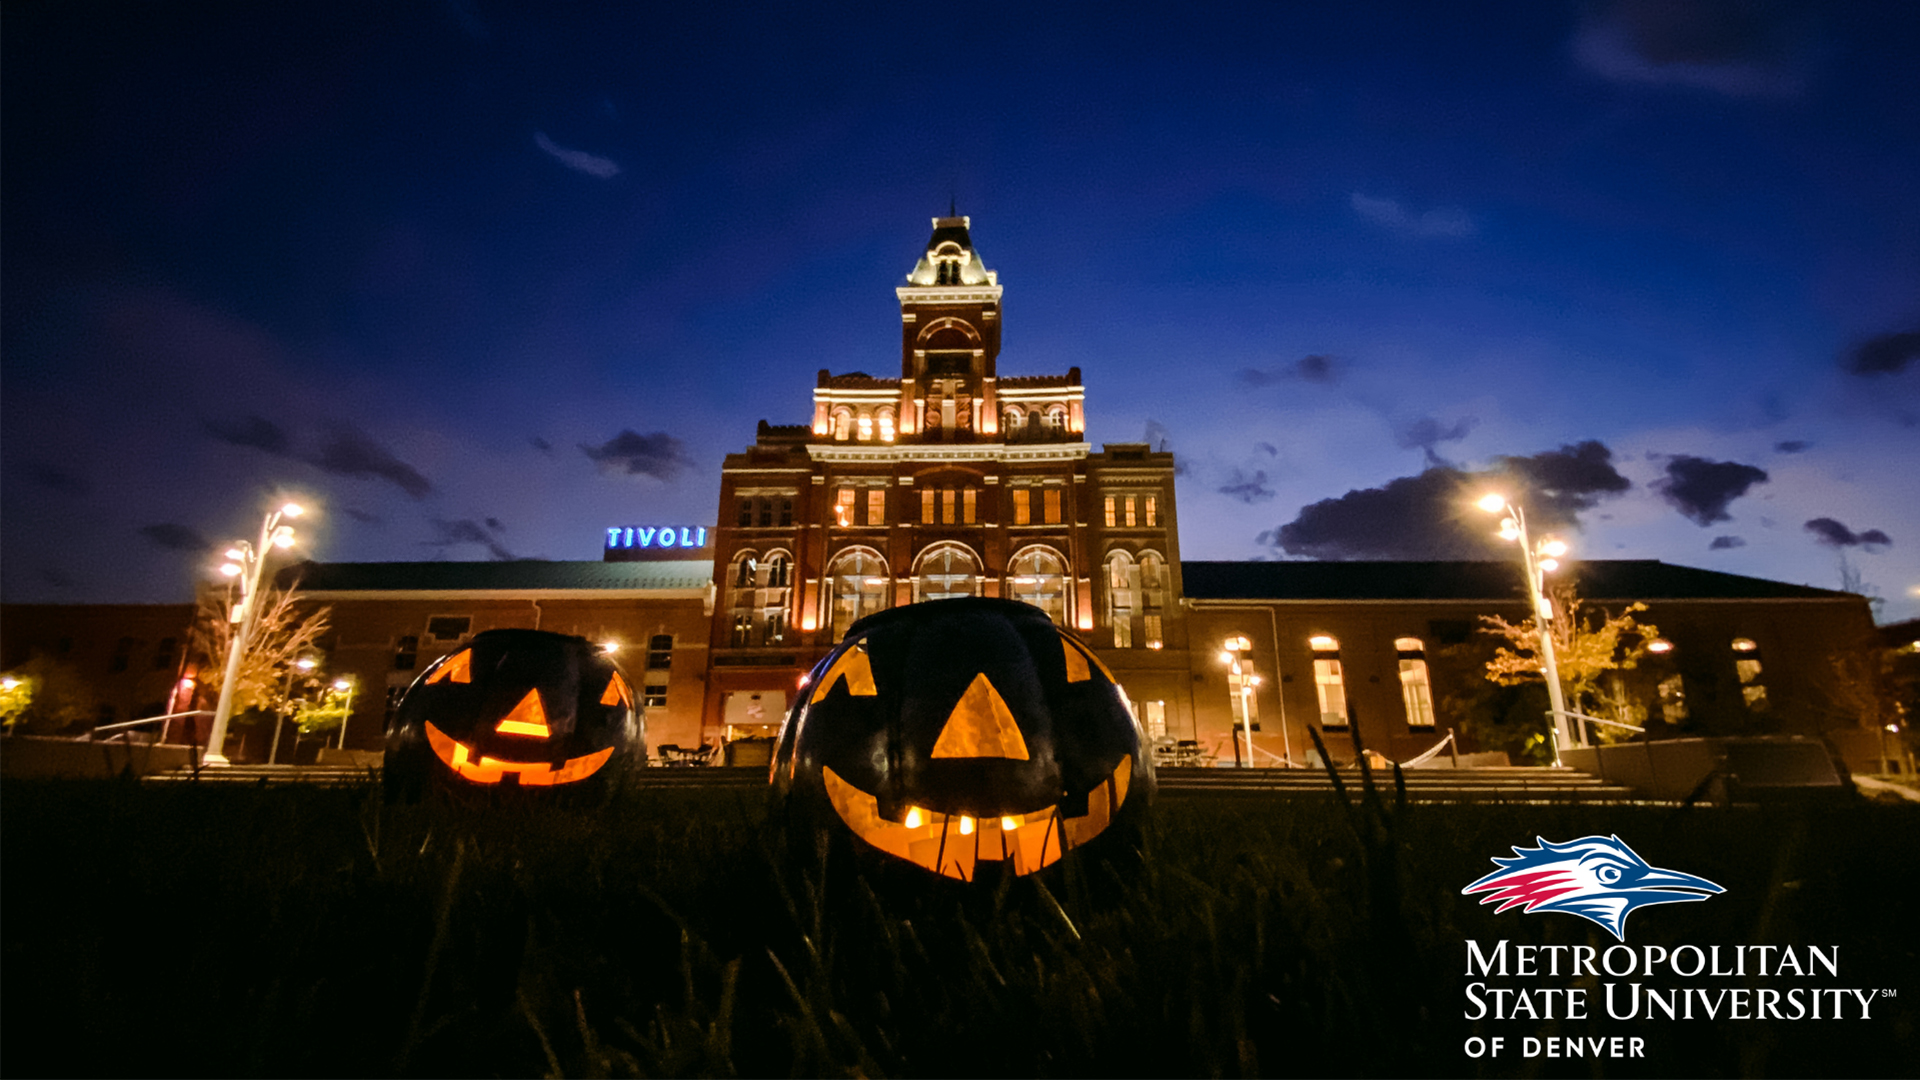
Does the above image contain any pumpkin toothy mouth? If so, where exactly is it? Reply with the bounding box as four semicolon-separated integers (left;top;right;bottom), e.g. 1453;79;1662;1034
425;722;614;786
821;754;1132;880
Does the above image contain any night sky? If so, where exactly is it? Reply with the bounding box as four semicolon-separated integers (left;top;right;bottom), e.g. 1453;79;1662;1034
5;1;1916;621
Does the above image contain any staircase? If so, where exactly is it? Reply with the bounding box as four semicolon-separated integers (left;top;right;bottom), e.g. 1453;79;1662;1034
141;763;773;788
1155;765;1648;804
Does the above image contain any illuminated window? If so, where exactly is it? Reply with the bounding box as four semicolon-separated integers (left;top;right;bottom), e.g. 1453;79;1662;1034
856;414;873;441
1311;636;1348;728
942;488;956;524
1145;495;1157;526
1140;552;1167;649
1045;405;1067;435
1004;407;1024;440
1657;674;1688;723
1007;547;1068;625
643;684;668;708
732;553;755;588
1395;637;1435;728
1013;488;1031;525
877;408;896;442
1140;700;1167;739
828;549;890;640
866;488;885;525
1119;496;1132;527
1043;488;1062;524
914;544;979;602
832;409;852;441
921;489;935;523
1732;639;1768;711
964;488;977;524
767;553;790;588
835;488;856;526
1104;496;1116;527
1106;551;1136;648
729;550;792;648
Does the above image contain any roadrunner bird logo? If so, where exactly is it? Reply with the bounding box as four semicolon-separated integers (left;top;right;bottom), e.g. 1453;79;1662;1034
1463;835;1724;941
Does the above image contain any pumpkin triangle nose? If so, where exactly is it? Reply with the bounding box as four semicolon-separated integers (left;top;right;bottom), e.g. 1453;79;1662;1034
932;674;1029;760
495;689;551;738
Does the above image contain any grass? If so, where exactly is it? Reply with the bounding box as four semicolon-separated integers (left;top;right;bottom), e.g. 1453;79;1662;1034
3;773;1915;1078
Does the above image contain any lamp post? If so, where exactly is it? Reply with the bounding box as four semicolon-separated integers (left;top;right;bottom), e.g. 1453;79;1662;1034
268;655;315;765
1477;494;1574;765
1221;639;1259;768
332;677;357;751
204;502;303;766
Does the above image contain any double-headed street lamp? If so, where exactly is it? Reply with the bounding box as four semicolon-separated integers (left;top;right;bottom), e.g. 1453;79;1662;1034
204;502;304;766
1477;493;1575;765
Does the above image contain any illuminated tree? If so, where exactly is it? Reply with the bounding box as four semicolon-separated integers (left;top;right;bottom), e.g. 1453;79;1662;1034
191;582;333;725
1479;582;1659;746
0;655;103;736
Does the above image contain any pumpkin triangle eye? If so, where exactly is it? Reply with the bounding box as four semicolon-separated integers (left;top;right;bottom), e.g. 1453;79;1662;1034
495;689;551;738
426;649;472;684
809;644;877;704
932;674;1030;760
600;672;631;707
1061;638;1091;682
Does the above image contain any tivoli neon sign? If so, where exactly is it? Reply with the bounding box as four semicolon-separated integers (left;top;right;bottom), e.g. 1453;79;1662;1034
605;525;709;551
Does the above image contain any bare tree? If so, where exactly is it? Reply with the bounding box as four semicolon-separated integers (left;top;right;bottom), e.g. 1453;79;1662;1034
191;582;333;728
1480;582;1659;745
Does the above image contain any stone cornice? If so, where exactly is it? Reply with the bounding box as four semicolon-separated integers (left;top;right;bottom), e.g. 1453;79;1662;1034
806;442;1090;464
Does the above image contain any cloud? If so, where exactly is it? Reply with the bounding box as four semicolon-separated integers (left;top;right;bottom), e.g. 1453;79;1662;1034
530;436;553;453
425;517;515;561
203;414;294;455
1773;440;1810;454
1238;353;1340;387
1254;442;1279;458
1396;414;1480;467
312;428;434;498
1349;194;1475;238
1804;517;1892;550
138;523;209;552
1572;0;1805;97
1845;329;1920;375
342;507;383;524
1218;468;1276;504
1265;440;1633;560
535;132;621;179
579;429;692;480
1654;454;1769;526
25;462;90;496
1709;535;1746;550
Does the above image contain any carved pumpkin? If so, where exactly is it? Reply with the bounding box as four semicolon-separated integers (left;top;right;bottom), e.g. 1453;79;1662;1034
773;597;1151;881
384;629;642;797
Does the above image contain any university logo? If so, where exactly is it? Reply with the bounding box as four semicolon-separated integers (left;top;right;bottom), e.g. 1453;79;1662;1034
1463;835;1724;942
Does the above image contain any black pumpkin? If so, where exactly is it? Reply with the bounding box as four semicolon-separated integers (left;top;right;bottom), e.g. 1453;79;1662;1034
385;629;642;797
773;597;1152;881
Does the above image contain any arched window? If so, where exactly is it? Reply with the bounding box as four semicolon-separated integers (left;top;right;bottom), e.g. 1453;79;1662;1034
1138;551;1167;648
1003;406;1025;441
827;548;890;640
1394;637;1435;728
913;543;979;602
876;407;896;442
1007;547;1068;625
1309;635;1348;728
727;549;793;647
856;412;874;441
1044;405;1067;436
1106;550;1137;648
831;408;852;441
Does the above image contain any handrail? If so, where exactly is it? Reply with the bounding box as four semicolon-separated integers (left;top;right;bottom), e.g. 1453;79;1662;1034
88;710;208;775
1549;708;1646;734
90;711;212;738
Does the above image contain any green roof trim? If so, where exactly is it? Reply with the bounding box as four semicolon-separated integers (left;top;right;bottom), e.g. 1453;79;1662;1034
1179;560;1853;603
279;560;714;593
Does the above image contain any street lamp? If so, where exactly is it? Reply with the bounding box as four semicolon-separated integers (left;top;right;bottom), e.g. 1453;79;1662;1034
1477;493;1574;765
332;676;358;751
1222;638;1259;769
204;501;304;766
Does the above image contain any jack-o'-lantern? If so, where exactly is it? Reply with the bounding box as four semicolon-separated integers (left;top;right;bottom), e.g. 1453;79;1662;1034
773;597;1151;881
384;629;642;797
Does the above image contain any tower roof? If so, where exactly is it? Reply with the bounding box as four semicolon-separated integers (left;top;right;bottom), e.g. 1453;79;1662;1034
904;215;997;286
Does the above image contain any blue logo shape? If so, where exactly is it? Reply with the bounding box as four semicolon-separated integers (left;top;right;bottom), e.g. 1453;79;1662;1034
1463;835;1724;941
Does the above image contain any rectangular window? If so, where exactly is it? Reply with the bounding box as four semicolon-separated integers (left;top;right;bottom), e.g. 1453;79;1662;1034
1104;496;1116;527
153;637;178;671
922;489;936;523
963;488;977;524
1144;495;1157;526
1399;658;1435;728
1142;700;1167;740
643;684;668;708
779;498;794;527
426;615;471;641
942;488;956;525
1125;496;1137;527
1013;489;1031;525
1735;658;1768;711
767;609;787;643
1657;674;1688;724
647;634;673;670
1143;614;1163;650
835;488;856;525
1043;488;1062;524
394;635;419;671
1112;610;1132;648
1314;658;1349;728
758;499;773;527
738;498;753;527
866;488;885;525
731;613;752;648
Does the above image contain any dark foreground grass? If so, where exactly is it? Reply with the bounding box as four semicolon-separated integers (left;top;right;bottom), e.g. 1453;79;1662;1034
3;775;1914;1078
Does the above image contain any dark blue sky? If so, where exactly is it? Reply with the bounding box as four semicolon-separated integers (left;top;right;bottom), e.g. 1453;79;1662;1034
5;1;1916;619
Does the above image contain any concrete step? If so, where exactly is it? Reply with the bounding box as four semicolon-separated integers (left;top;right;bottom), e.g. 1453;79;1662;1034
1155;766;1648;803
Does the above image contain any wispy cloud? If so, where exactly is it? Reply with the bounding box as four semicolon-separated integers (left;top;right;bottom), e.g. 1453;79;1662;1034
1350;194;1475;238
535;132;621;179
1804;517;1891;550
580;429;691;480
1572;0;1806;97
1238;354;1341;386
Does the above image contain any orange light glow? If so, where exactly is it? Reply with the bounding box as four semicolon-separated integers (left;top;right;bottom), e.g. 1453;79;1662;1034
425;722;613;785
599;673;632;708
426;650;472;684
495;690;552;737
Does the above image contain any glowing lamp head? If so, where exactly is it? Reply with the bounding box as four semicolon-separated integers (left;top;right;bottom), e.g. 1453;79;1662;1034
220;563;243;577
280;503;304;518
1542;539;1568;558
600;641;620;654
1539;558;1560;573
272;529;296;549
1477;494;1507;514
224;547;245;561
295;657;317;671
2;677;17;690
333;678;352;691
1498;522;1520;542
1647;639;1674;654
